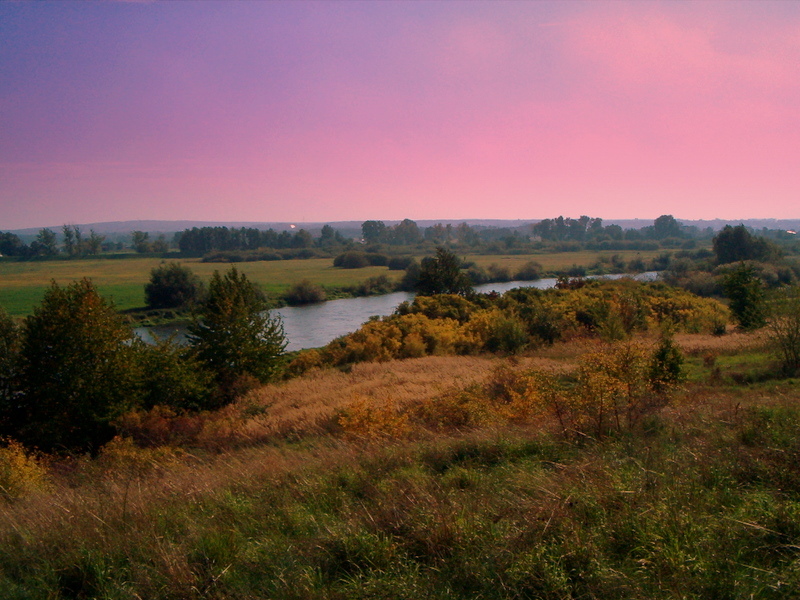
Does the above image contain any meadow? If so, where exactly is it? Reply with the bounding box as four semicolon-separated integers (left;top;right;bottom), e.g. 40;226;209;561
3;330;800;598
0;249;663;316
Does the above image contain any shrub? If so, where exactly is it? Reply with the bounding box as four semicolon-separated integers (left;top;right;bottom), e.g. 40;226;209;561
0;439;49;500
649;334;685;392
145;262;204;309
352;275;395;296
387;256;414;270
334;251;388;269
285;280;327;305
334;251;370;269
515;261;543;281
722;263;766;330
767;285;800;376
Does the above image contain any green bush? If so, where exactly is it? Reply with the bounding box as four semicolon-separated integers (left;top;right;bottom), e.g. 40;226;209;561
334;251;387;269
285;280;327;305
722;263;766;330
144;262;204;309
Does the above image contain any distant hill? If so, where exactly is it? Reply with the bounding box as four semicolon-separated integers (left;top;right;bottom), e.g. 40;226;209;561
10;217;800;237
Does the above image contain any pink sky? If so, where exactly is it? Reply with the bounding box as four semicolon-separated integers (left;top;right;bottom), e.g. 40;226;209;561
1;1;799;230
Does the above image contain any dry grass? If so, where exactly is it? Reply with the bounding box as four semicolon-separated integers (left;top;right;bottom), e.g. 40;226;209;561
674;329;767;355
239;354;573;440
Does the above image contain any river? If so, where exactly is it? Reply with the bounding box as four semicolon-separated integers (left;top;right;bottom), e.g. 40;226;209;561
137;273;657;352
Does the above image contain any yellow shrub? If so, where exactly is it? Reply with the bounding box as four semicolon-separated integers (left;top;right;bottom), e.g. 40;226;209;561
0;439;50;500
96;436;183;479
338;396;411;440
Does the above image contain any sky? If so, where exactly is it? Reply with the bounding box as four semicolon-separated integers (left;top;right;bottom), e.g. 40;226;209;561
1;1;800;230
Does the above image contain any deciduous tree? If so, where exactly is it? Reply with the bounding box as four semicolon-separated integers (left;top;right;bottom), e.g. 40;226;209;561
188;266;286;402
416;247;472;296
18;279;140;452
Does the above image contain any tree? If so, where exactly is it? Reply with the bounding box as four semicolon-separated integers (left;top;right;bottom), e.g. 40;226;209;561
0;232;29;257
361;220;386;244
188;266;286;402
30;228;58;257
145;262;204;309
416;247;472;296
62;224;76;256
85;229;104;255
0;309;21;423
713;225;775;264
151;234;170;253
722;263;766;330
131;231;151;253
653;215;682;240
17;279;140;452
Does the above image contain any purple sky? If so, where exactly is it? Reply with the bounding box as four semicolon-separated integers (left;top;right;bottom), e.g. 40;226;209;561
2;1;799;230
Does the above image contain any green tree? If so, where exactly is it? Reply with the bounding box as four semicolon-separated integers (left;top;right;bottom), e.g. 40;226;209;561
131;230;151;253
17;279;140;452
137;337;212;411
416;247;472;296
145;262;204;309
61;224;76;256
0;309;21;422
653;215;682;240
722;263;766;330
713;225;775;264
85;229;104;255
361;220;386;244
188;266;286;402
31;228;58;256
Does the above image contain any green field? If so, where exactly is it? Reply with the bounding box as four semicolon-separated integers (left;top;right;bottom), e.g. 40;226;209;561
0;250;663;316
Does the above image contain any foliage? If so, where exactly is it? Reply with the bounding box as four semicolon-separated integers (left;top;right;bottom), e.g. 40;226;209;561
177;225;319;255
0;308;21;413
766;285;800;376
649;334;685;392
188;267;286;403
17;279;140;452
144;262;204;309
285;279;327;305
514;260;543;280
416;247;472;296
333;251;387;269
31;228;58;256
713;225;777;264
0;439;49;500
131;230;151;253
137;337;213;411
722;263;766;330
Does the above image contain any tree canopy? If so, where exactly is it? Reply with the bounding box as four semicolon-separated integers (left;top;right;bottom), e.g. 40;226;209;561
416;247;472;297
16;279;139;452
188;266;286;402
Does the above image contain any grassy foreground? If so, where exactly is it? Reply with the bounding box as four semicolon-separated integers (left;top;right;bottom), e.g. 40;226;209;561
0;250;662;317
2;332;800;599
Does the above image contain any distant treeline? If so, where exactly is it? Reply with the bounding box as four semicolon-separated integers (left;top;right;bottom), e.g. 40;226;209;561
3;215;798;261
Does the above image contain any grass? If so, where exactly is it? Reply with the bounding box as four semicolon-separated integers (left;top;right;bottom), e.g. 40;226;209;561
0;257;399;317
0;250;664;317
3;330;800;597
